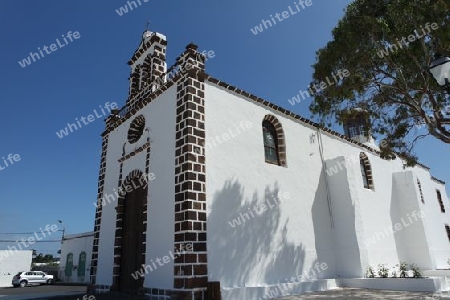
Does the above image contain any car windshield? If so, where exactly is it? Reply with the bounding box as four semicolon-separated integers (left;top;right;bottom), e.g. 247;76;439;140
14;272;22;276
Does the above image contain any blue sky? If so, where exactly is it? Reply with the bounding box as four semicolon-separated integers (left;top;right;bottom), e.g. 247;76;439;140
0;0;448;256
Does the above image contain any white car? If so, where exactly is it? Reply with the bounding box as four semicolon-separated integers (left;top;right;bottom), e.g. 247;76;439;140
12;271;54;287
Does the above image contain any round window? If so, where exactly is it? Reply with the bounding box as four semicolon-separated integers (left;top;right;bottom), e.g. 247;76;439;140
127;115;146;144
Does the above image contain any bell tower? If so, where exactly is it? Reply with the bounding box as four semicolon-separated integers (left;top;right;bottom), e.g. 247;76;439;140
127;30;167;105
342;108;376;145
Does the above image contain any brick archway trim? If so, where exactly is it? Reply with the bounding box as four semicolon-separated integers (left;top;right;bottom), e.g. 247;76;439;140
263;114;287;167
359;152;374;189
112;169;148;291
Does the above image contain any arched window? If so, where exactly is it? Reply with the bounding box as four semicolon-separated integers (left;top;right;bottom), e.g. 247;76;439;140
77;252;86;277
65;253;73;277
359;153;374;189
417;179;424;204
437;190;445;213
445;225;450;242
262;115;287;166
263;121;278;164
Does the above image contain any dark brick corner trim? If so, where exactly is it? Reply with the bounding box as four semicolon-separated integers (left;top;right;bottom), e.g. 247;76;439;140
90;135;109;285
128;32;167;66
173;45;208;296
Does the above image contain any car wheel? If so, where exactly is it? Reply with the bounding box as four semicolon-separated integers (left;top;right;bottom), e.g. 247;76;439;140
46;279;53;285
19;281;27;287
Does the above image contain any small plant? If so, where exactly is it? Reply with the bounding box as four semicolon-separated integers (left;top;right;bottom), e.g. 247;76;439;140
377;263;389;278
398;262;409;278
366;266;375;278
410;263;423;278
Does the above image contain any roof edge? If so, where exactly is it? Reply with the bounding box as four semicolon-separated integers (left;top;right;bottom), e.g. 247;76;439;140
431;176;446;185
204;74;432;171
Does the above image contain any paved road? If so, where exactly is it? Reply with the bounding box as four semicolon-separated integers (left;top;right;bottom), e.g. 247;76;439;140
0;284;86;300
275;288;450;299
2;286;450;299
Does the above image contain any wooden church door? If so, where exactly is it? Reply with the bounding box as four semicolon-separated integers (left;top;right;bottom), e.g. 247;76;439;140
119;178;146;291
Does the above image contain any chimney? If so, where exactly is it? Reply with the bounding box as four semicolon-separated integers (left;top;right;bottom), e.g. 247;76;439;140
127;30;167;104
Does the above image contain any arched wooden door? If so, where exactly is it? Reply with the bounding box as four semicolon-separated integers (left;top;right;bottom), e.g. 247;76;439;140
119;176;146;292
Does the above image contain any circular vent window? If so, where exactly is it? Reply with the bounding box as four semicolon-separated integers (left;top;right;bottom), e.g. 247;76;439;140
127;115;146;144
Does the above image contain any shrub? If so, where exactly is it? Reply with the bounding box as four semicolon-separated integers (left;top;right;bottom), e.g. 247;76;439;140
410;263;423;278
366;266;375;278
377;264;389;278
398;262;409;278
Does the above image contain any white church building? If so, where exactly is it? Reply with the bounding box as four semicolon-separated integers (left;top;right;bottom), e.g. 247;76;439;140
89;30;450;299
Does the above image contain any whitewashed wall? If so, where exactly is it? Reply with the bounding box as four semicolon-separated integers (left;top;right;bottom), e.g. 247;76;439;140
204;82;450;299
94;77;450;297
96;85;177;289
0;250;32;287
205;83;336;295
320;134;403;271
324;155;369;278
390;171;432;269
60;232;93;283
421;179;450;269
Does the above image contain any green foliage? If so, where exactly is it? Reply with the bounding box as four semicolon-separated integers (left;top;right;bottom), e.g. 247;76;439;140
410;263;423;278
32;253;55;264
45;261;59;267
368;262;425;278
398;262;409;278
366;265;376;278
310;0;450;163
377;263;389;278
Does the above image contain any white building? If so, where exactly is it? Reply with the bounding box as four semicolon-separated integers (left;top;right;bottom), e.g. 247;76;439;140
59;232;93;283
0;250;32;287
90;30;450;299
